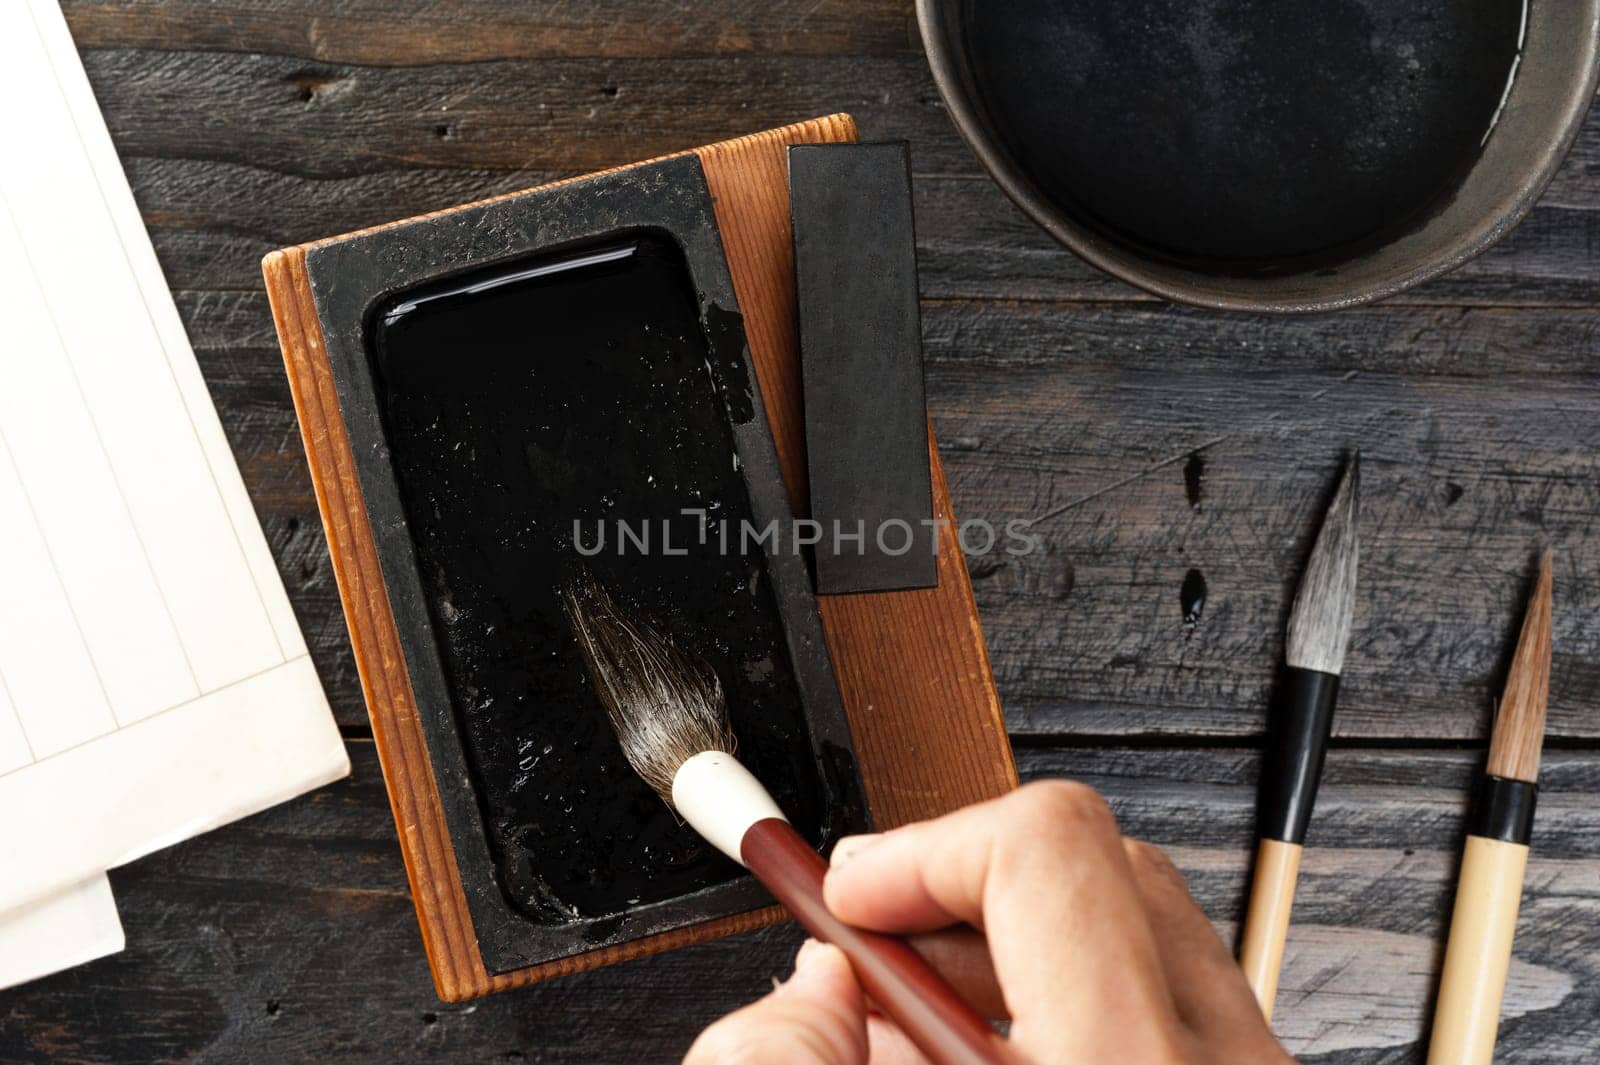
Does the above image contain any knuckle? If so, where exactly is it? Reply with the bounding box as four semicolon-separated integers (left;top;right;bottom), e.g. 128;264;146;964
1125;838;1182;883
686;996;859;1065
1156;1045;1198;1065
684;1023;761;1065
1146;1029;1203;1065
1011;779;1116;832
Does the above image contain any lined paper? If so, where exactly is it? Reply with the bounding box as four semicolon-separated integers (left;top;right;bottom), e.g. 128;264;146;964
0;0;348;942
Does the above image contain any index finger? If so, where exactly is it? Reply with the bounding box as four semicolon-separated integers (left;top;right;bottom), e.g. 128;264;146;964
823;781;1186;1058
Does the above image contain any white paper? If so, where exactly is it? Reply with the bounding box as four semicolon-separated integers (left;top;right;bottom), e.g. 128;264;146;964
0;0;349;922
0;876;123;991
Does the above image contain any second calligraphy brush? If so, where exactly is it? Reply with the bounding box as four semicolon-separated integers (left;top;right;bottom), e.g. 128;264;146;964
1239;452;1360;1020
1427;552;1554;1065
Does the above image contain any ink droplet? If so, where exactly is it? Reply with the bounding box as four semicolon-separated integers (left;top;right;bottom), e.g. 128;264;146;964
1055;559;1076;599
1184;452;1205;509
1180;568;1207;628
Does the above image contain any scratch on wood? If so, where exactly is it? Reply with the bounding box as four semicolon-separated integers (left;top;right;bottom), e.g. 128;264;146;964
1020;370;1361;529
1021;435;1229;527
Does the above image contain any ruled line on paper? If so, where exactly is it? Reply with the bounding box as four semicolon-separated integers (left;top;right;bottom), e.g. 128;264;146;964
18;0;291;667
0;0;346;929
0;184;202;701
0;655;307;784
0;660;37;775
0;417;120;748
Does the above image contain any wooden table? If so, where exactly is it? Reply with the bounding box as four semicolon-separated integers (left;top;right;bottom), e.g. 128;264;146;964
4;3;1596;1061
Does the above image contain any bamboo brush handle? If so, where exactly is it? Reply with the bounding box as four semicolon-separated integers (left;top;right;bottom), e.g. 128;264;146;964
1427;835;1529;1065
1238;837;1303;1022
740;818;1019;1065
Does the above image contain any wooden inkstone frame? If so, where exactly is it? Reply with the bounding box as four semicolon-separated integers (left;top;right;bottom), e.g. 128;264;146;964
263;115;1016;1000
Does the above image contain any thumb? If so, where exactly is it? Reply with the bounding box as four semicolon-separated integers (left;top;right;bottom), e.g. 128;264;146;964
685;941;869;1064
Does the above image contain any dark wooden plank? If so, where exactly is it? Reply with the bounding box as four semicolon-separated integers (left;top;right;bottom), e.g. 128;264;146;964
2;742;1595;1063
119;134;1600;310
17;2;1600;1063
132;158;574;292
914;177;1600;309
55;4;1600;309
61;0;918;63
76;47;960;178
919;301;1600;742
186;289;1600;738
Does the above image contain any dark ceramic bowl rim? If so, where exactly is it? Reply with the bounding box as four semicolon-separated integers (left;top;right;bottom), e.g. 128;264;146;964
916;1;1600;313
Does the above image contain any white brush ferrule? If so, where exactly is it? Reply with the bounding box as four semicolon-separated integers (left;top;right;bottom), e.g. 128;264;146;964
671;751;787;865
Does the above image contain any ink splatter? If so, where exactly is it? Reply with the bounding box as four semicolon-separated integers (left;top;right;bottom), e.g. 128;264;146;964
1184;452;1205;509
703;303;754;424
1056;559;1076;599
1180;568;1208;629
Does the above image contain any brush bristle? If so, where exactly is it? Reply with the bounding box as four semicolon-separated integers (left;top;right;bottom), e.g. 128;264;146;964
561;572;735;805
1487;551;1554;783
1286;451;1360;675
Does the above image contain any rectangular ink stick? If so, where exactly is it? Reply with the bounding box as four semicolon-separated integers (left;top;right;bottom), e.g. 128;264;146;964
789;142;936;594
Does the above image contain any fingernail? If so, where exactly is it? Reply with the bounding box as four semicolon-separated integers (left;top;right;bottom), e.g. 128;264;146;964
794;937;826;969
782;941;827;994
829;833;883;866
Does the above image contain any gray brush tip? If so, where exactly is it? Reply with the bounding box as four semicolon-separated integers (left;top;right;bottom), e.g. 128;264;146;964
1286;451;1360;675
560;571;735;806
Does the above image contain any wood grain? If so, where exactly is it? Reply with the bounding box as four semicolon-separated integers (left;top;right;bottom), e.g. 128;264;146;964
177;291;1600;743
5;0;1596;1059
57;0;1600;307
263;114;1012;999
114;153;1600;309
923;300;1600;743
62;0;918;63
4;742;1597;1064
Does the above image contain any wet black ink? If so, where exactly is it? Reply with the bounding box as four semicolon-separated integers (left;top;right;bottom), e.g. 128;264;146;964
1181;568;1208;628
369;235;827;923
1184;452;1206;509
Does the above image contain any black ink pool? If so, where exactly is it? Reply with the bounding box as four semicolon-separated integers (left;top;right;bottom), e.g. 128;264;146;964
369;235;829;923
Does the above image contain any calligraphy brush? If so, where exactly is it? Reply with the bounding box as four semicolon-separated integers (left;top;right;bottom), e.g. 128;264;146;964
1239;451;1359;1021
561;573;1017;1065
1427;551;1554;1065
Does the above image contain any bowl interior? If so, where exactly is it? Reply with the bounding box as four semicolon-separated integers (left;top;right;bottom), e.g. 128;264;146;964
920;0;1599;311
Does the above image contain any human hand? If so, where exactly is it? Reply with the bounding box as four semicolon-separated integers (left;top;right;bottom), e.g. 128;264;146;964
685;781;1292;1064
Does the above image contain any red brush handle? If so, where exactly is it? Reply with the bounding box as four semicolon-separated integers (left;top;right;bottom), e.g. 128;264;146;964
740;818;1020;1065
